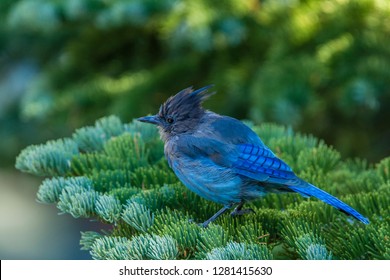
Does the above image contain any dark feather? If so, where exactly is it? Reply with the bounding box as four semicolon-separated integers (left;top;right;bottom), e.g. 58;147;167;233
159;85;215;122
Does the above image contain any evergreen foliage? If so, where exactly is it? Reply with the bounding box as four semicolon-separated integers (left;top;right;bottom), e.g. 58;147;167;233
205;241;273;260
15;115;390;260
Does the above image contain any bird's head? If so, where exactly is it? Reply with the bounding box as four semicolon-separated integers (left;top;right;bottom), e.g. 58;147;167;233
137;85;214;140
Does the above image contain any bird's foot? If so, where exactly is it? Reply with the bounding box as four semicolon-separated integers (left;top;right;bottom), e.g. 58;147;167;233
188;218;208;228
200;221;210;228
230;207;255;217
189;206;231;228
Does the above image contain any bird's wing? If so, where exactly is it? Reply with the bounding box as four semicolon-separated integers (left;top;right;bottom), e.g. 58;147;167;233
171;135;236;163
232;143;300;185
173;135;299;186
204;115;265;146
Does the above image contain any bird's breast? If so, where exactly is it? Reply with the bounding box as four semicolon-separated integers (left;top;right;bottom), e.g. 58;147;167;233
166;152;242;205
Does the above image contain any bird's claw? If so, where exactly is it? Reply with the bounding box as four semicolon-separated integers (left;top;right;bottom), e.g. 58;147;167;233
230;208;255;217
189;218;209;228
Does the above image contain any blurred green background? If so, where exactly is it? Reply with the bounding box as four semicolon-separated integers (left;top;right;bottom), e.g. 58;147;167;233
1;0;389;259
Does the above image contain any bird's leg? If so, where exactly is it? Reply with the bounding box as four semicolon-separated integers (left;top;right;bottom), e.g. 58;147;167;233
200;206;230;228
230;201;255;216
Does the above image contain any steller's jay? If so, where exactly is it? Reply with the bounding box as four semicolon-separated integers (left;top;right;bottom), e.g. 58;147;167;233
137;85;369;227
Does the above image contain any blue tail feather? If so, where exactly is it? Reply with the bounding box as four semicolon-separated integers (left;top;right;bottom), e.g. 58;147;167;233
289;183;369;224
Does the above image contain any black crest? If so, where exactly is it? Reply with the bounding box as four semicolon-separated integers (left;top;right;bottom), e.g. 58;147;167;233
159;85;215;121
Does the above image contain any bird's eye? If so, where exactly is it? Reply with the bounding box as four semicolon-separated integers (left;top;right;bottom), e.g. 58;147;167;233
166;117;174;124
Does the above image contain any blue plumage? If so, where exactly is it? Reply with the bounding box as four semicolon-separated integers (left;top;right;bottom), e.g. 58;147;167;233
288;184;369;224
138;86;369;227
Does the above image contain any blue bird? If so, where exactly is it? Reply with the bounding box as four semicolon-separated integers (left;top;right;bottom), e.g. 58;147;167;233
137;86;369;227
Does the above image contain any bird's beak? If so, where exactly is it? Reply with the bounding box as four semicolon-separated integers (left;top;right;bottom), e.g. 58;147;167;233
137;115;160;125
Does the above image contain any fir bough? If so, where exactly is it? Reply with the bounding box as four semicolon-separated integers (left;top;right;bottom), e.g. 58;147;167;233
15;115;390;259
